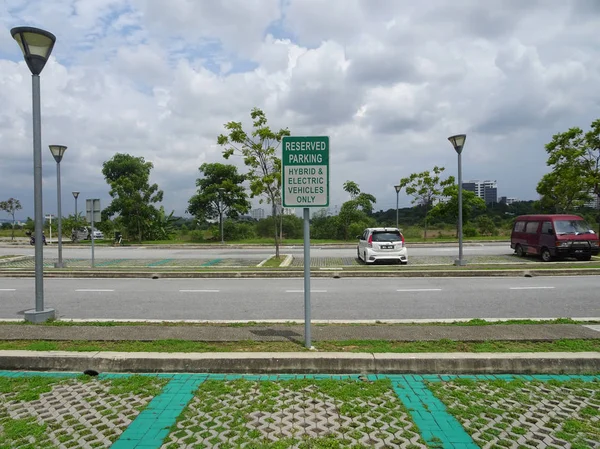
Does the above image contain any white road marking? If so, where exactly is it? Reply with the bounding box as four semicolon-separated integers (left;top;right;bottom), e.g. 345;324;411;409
286;290;327;293
179;289;220;293
0;289;16;291
75;289;115;292
397;288;442;292
509;286;555;290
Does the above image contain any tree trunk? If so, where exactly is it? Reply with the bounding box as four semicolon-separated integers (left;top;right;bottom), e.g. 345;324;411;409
10;213;15;241
423;204;429;240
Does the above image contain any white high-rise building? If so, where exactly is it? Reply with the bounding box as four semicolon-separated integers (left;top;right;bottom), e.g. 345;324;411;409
250;208;265;220
462;180;498;204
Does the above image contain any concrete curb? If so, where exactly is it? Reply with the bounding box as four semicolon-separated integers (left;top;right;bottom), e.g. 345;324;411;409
0;350;598;374
0;268;599;278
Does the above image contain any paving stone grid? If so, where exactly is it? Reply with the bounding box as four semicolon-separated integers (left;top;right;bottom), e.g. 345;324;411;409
0;254;538;269
0;371;598;449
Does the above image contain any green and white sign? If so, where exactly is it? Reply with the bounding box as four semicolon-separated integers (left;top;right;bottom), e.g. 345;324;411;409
282;136;329;207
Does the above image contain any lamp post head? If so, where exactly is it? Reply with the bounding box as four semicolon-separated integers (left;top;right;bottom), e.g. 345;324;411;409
72;191;79;199
49;145;67;163
394;185;401;194
10;27;56;76
448;134;466;154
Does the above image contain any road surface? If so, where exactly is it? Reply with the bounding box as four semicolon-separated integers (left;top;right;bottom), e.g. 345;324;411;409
0;276;598;321
0;242;511;260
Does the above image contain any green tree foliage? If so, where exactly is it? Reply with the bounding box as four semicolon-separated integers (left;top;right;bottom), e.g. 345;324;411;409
102;153;164;242
429;185;486;236
0;198;22;241
537;119;600;216
256;214;303;239
398;166;455;239
476;215;498;236
218;108;290;257
338;182;377;240
342;181;360;199
187;163;250;233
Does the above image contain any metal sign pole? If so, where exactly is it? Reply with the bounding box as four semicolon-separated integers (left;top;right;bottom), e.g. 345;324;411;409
91;209;95;268
303;207;311;349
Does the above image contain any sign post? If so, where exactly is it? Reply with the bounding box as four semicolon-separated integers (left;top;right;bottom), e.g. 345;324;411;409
282;136;329;349
86;199;101;268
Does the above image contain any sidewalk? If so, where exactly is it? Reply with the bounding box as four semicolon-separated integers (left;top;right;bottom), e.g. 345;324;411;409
0;323;598;374
0;323;599;447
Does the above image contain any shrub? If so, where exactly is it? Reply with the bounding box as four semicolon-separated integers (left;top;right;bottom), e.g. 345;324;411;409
464;225;478;237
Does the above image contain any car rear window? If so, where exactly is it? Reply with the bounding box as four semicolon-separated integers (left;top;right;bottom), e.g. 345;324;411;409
372;231;402;242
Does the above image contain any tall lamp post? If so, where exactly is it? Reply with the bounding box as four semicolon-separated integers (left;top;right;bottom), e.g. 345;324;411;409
11;26;56;322
394;184;401;229
49;145;67;268
448;134;467;266
218;188;225;244
72;191;80;233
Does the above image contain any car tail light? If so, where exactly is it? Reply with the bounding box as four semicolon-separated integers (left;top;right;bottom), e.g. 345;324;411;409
401;234;405;245
368;234;372;247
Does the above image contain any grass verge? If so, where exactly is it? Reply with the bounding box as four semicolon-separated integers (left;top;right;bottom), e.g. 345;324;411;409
0;318;596;327
0;338;598;353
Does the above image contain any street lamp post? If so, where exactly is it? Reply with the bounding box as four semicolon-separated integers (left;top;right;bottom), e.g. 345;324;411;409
11;26;56;322
50;145;67;268
394;184;401;229
218;188;225;244
448;134;467;266
72;191;80;238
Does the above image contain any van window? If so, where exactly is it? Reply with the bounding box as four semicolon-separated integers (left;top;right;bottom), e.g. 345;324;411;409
554;219;593;235
514;221;526;232
541;222;553;234
525;221;539;233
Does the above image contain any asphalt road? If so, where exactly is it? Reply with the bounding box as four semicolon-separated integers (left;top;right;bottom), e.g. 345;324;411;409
0;276;598;321
0;242;511;260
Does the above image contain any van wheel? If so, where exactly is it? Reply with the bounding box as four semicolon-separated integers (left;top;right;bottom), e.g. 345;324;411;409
576;255;592;261
515;245;525;257
541;248;552;262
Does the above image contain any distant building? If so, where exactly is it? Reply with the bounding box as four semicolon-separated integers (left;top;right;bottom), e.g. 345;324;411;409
499;196;519;206
462;180;498;204
250;208;265;220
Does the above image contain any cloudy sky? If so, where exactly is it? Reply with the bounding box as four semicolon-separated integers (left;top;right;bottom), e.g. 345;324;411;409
1;0;599;220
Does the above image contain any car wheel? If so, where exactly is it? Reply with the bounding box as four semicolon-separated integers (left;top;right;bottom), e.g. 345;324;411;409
515;244;525;257
541;247;552;262
364;251;371;264
576;254;592;261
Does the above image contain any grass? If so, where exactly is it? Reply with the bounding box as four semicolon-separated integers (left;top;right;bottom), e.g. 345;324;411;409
428;378;600;448
0;318;596;327
164;378;426;448
260;256;285;268
0;338;598;353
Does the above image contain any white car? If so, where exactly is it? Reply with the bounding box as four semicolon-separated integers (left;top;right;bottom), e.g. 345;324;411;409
357;227;408;264
90;228;104;240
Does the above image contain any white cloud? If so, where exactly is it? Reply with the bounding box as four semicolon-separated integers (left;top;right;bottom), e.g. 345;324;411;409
1;0;600;219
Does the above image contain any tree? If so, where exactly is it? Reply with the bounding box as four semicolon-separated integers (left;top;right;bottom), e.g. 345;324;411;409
398;166;455;239
187;163;250;235
343;181;360;200
218;108;290;257
537;120;600;221
102;153;164;242
429;185;486;236
338;182;377;240
0;198;22;241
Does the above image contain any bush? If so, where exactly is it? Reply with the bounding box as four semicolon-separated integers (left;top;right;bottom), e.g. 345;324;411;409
189;230;205;242
224;220;256;240
464;225;478;237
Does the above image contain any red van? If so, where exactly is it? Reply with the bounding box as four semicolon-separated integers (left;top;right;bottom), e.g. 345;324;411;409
511;214;599;262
